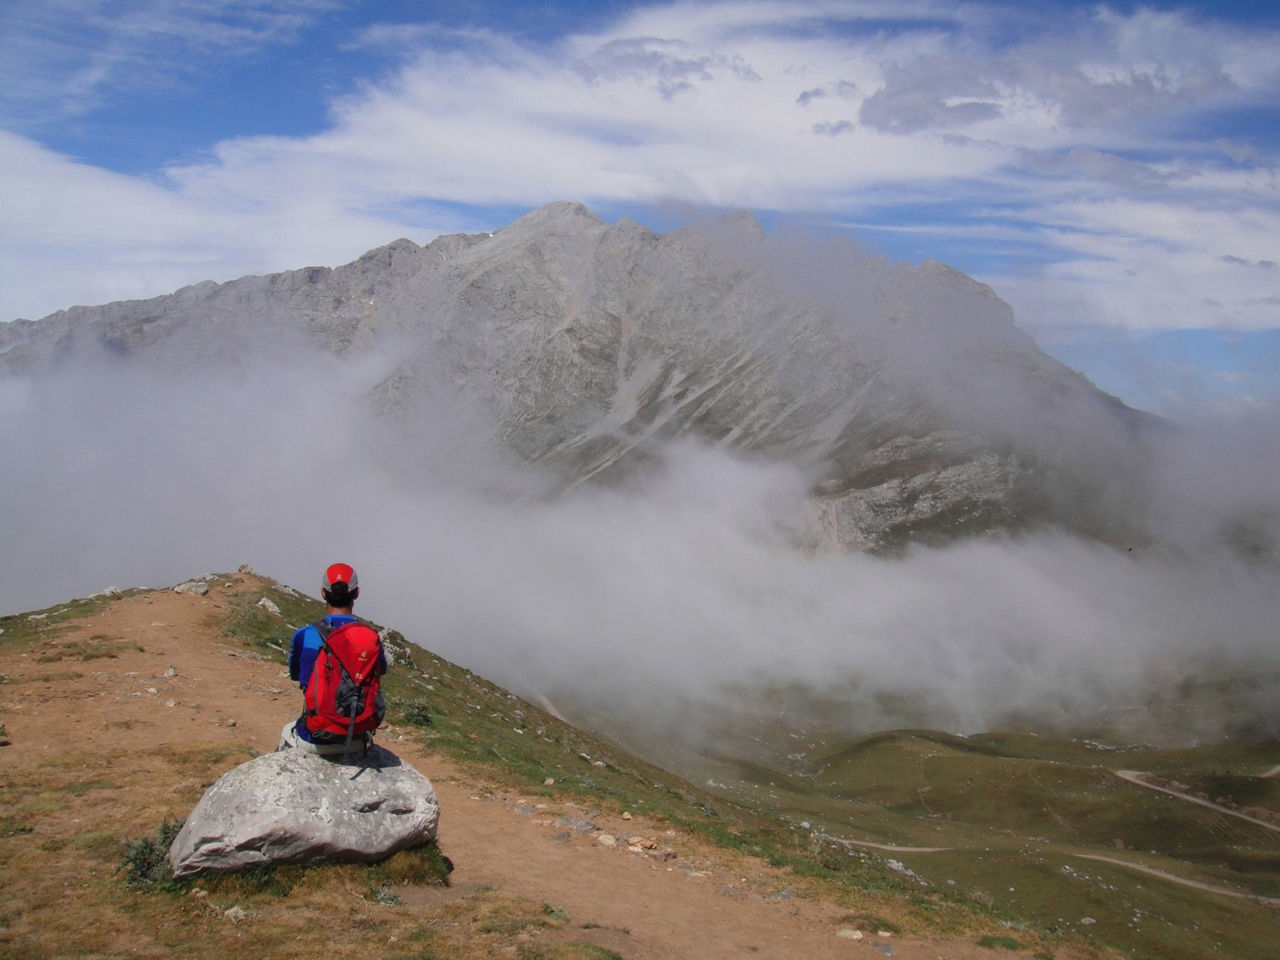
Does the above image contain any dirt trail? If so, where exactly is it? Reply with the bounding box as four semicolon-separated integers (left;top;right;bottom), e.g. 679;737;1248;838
1072;855;1280;908
1;582;1027;960
1112;770;1280;833
822;834;952;854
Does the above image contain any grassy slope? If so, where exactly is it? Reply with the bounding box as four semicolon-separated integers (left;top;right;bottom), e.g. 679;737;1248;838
4;573;1275;959
717;728;1279;960
225;576;1041;945
2;574;1046;960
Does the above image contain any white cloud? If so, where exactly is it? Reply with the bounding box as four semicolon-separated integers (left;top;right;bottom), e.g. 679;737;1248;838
0;131;417;319
3;347;1277;745
1;0;1278;344
994;194;1280;331
0;0;333;125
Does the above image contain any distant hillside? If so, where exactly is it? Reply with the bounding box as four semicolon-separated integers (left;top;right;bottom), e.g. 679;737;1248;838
0;201;1163;552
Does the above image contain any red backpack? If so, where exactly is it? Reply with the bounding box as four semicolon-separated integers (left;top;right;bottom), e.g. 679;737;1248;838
303;620;386;742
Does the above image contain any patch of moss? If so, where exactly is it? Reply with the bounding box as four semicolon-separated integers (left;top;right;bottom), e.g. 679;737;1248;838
978;935;1026;950
36;636;145;662
63;779;113;795
156;743;241;773
517;945;623;960
3;669;86;685
840;914;902;934
0;816;33;838
399;701;434;728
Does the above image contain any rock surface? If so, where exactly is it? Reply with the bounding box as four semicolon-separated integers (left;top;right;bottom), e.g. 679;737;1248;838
168;746;439;878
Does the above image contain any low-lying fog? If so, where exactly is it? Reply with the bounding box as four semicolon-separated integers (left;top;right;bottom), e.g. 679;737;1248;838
3;337;1278;749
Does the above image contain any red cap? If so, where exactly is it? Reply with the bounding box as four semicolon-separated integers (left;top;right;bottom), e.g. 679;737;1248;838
322;562;358;594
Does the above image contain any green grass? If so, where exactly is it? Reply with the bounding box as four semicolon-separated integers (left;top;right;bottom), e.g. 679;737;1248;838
120;817;186;892
35;635;144;662
0;592;139;651
809;731;1277;866
213;574;358;664
837;913;902;933
623;686;1277;960
370;842;454;887
119;815;453;897
718;725;1280;960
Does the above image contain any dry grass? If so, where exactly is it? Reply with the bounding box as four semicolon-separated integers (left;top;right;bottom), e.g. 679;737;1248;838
0;734;627;960
35;635;144;662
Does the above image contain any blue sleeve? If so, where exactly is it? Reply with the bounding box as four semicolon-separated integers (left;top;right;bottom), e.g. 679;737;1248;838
289;626;304;682
290;624;321;688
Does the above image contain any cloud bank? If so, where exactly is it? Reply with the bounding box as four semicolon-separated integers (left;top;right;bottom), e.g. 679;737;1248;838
3;337;1276;755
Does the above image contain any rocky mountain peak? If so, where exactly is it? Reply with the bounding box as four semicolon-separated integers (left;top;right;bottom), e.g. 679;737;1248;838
503;200;606;236
1;201;1159;550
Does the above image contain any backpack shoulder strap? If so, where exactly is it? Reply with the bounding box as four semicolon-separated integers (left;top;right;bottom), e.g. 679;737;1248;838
316;617;369;639
315;619;381;679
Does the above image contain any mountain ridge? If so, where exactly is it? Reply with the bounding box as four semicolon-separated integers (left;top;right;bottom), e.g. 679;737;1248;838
0;201;1162;552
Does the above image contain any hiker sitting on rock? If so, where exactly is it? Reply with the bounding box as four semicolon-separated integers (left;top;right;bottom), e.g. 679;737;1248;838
279;562;387;756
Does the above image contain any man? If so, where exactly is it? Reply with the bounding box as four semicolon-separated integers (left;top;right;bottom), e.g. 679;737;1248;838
278;562;388;754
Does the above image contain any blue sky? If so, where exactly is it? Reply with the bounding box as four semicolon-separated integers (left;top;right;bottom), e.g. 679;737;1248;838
2;0;1278;418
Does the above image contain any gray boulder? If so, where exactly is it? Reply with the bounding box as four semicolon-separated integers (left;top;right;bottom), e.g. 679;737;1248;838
168;746;439;878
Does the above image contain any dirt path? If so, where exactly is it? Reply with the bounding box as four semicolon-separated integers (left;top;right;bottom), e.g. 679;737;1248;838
1112;770;1280;833
1072;855;1280;908
1;581;1027;960
821;833;952;854
419;777;881;960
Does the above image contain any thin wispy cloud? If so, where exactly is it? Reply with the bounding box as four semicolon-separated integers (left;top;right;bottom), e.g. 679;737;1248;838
0;0;331;124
